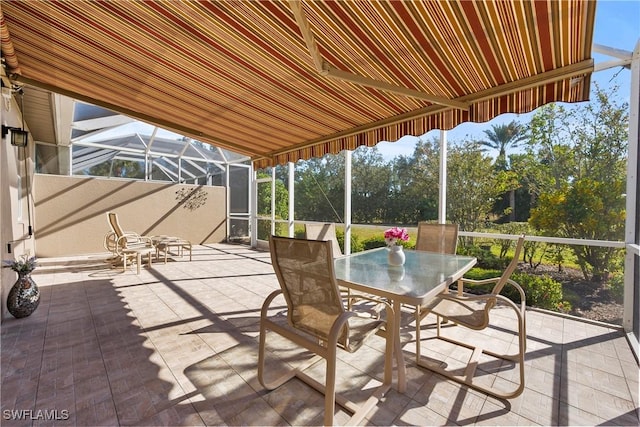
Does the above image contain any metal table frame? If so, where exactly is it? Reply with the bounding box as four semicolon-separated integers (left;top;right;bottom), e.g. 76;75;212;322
334;247;477;392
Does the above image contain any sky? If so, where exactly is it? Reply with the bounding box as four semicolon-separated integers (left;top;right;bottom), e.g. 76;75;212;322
375;0;640;159
86;1;640;160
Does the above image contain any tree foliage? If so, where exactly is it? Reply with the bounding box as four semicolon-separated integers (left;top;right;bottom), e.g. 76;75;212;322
479;120;528;221
529;84;628;280
351;147;392;223
446;141;508;234
257;170;288;218
87;159;144;179
479;120;528;170
390;138;440;222
294;155;345;222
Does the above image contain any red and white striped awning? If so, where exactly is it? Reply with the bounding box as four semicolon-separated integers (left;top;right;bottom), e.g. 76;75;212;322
0;1;595;168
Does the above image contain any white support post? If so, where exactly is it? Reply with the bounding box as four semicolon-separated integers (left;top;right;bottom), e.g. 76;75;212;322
271;167;276;236
288;162;295;237
344;150;352;255
623;40;639;338
225;164;230;241
67;145;72;176
250;169;258;248
438;130;448;224
145;144;149;181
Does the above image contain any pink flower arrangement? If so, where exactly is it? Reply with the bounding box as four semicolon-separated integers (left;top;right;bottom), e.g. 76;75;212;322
384;227;409;247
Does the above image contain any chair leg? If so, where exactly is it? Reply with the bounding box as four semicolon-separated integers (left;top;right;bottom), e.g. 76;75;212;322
416;307;526;399
258;315;326;391
123;253;132;273
257;320;299;390
415;306;422;361
323;346;337;427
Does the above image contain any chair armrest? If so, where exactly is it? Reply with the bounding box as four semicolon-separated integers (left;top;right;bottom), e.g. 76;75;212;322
260;289;284;318
115;235;154;255
437;286;526;317
104;232;117;253
495;279;527;313
459;277;501;286
453;276;500;296
119;234;153;245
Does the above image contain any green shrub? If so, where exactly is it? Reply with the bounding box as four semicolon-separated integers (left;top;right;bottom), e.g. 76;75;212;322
258;220;287;240
461;269;568;312
336;229;364;254
459;245;508;270
607;271;625;303
510;272;566;311
461;268;515;295
362;236;387;250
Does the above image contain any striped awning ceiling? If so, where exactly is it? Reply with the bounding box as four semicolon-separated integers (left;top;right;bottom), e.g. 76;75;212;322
1;1;595;169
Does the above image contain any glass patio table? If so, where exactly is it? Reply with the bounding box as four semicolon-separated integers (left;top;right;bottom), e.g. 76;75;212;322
334;247;477;393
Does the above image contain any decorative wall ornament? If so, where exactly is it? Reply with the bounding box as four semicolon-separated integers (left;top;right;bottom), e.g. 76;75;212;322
175;187;208;211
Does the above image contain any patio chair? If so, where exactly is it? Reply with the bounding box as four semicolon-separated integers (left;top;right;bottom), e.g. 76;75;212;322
106;212;155;273
415;222;459;253
304;223;342;257
415;235;527;399
258;236;394;426
305;222;364;308
413;223;459;360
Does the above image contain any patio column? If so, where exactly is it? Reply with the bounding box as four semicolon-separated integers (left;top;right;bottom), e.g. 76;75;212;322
344;150;352;255
623;40;639;347
250;169;258;248
271;167;276;236
226;163;230;239
438;130;447;224
288;162;295;237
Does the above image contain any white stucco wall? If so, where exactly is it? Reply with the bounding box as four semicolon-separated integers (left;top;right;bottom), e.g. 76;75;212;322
1;92;36;321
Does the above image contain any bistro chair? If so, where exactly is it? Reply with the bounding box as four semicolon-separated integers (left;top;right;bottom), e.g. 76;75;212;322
258;236;394;426
415;222;459;253
304;223;343;257
413;223;459;360
305;222;360;308
416;235;527;399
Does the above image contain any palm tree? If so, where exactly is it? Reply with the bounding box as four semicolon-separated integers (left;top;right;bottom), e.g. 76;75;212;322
479;120;528;170
479;120;528;221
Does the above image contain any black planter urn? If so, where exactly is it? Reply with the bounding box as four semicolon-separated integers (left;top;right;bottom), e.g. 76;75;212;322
7;273;40;318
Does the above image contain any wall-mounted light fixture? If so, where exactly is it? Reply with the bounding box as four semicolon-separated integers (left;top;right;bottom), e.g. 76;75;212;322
1;83;29;146
1;125;29;147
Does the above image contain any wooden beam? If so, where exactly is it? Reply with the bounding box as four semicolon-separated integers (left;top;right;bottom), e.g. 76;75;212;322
324;64;469;110
288;0;325;74
288;0;469;110
461;59;594;103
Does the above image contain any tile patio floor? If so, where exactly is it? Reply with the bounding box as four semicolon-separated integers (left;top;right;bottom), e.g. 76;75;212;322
1;243;638;426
